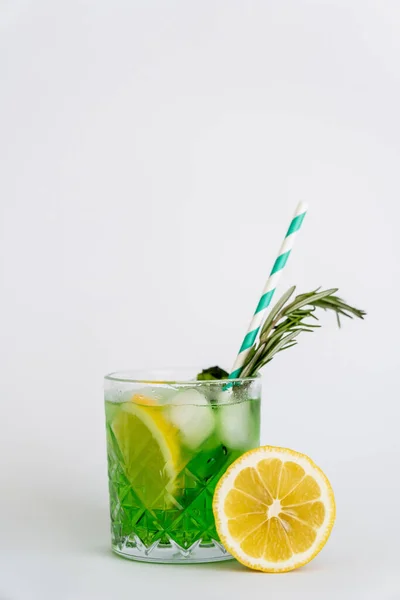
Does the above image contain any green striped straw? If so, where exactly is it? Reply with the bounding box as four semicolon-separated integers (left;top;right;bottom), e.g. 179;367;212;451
229;201;308;380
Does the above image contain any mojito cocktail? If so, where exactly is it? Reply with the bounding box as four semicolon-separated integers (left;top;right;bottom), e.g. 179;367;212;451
105;369;261;563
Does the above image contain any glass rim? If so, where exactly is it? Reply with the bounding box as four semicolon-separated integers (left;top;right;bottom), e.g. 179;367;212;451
104;368;260;386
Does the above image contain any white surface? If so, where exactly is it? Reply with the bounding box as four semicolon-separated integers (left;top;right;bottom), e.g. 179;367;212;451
1;1;399;599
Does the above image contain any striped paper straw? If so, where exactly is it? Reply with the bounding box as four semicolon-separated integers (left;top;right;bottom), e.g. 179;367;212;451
229;201;308;380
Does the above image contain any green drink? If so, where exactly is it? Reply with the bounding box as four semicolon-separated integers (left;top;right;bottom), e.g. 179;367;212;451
104;369;261;563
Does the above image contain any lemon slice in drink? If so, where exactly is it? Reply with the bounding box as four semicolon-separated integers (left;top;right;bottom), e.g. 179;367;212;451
213;446;335;572
111;395;181;508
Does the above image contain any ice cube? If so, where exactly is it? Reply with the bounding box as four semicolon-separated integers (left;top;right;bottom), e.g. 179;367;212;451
214;388;233;405
168;389;215;450
105;385;178;405
132;385;178;404
217;400;253;449
104;387;134;403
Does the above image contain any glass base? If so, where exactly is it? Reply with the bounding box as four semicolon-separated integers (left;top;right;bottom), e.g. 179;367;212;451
112;536;233;564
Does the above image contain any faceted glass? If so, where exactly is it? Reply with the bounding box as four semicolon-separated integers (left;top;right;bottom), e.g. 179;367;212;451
104;368;261;563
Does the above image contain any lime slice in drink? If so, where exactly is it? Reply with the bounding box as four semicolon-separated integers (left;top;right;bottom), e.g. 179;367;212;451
111;396;182;508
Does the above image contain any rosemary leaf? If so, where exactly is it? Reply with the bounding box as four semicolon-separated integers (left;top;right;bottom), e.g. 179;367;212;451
241;286;365;377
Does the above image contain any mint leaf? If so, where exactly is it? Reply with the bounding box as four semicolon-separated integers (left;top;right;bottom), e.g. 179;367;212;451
197;366;229;381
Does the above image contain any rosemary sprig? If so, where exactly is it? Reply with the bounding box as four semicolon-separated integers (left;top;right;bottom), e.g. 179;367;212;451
239;287;366;378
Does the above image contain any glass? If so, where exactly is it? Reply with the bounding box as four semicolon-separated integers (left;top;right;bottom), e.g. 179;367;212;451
104;368;261;563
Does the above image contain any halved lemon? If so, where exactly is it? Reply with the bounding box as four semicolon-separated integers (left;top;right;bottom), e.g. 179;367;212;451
213;446;335;572
111;395;182;508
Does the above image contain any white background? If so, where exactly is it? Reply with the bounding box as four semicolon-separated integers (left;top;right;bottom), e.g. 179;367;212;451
1;1;399;599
